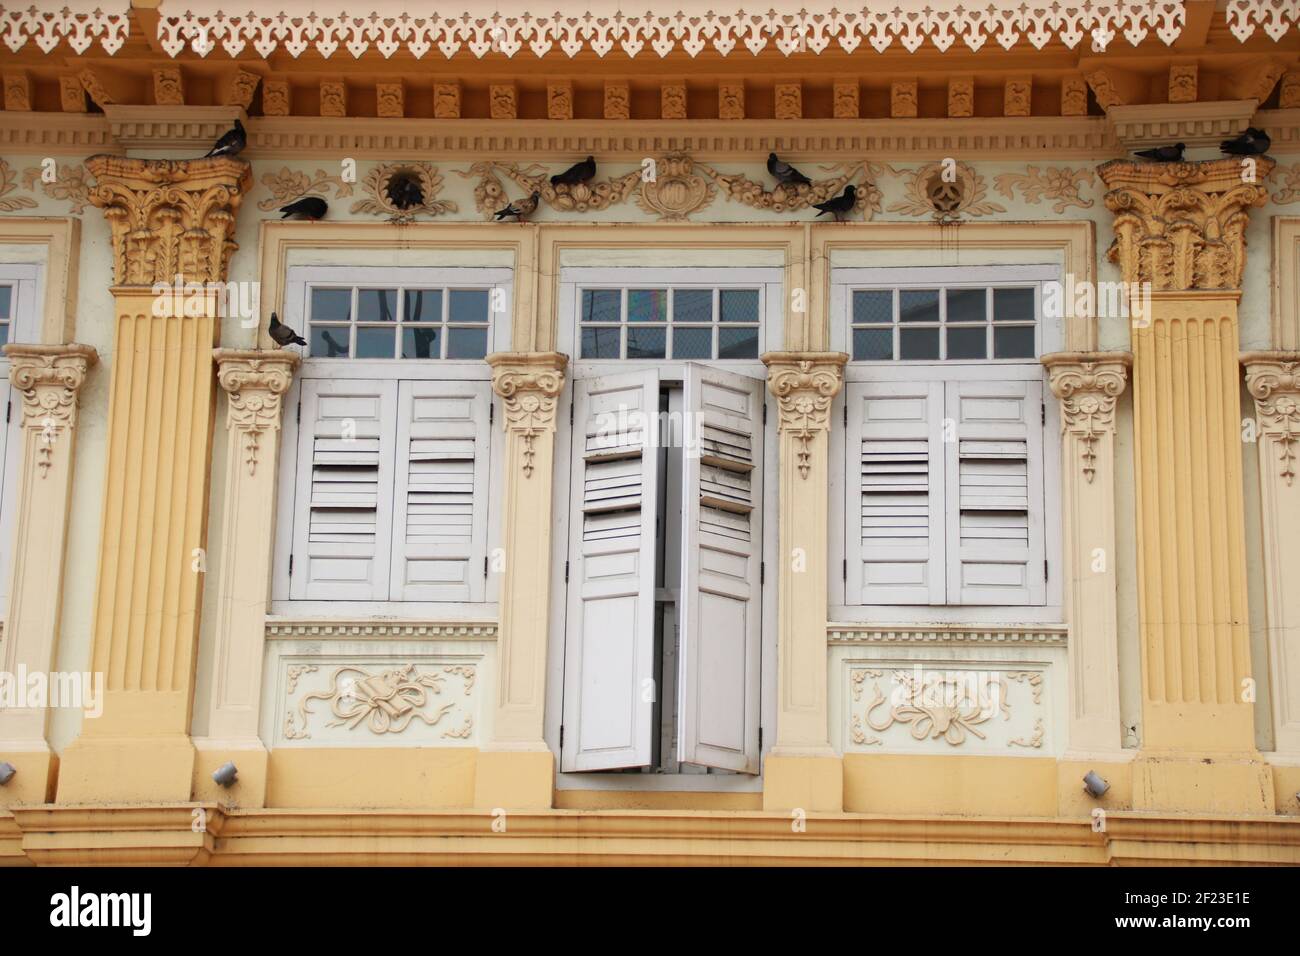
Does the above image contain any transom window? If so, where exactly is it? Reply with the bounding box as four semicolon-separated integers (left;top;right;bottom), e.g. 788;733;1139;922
849;285;1038;362
306;284;493;360
579;286;762;360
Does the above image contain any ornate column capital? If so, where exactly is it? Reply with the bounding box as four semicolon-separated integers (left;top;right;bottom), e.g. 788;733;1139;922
85;154;253;286
762;351;847;479
4;343;98;480
487;351;568;478
1043;351;1131;483
1097;156;1273;292
215;349;300;477
1242;350;1300;487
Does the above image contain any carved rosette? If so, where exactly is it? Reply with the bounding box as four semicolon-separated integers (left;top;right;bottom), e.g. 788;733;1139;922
487;352;568;479
1242;352;1300;486
85;154;253;286
215;349;300;477
3;344;98;478
1042;352;1131;483
1098;157;1275;291
762;352;847;479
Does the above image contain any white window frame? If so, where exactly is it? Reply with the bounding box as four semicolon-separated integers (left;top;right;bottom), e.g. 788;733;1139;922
829;264;1064;625
0;263;42;620
546;266;783;791
271;266;509;618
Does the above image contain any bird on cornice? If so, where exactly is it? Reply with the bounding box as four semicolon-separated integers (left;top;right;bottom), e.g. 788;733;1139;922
551;156;596;188
205;119;246;159
768;152;812;188
1221;128;1270;156
494;191;541;222
812;184;857;223
1132;142;1185;162
279;196;328;221
268;312;306;348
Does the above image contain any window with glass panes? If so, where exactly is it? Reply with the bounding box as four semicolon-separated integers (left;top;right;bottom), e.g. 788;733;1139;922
579;286;762;360
849;285;1038;362
306;285;493;360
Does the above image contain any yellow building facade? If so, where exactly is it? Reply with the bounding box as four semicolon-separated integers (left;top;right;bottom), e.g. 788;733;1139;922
0;0;1299;865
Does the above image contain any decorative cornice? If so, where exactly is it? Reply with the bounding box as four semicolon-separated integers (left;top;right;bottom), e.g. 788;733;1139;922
102;104;247;151
1107;100;1260;151
215;349;300;477
1242;351;1300;486
487;351;568;479
1098;157;1274;292
828;623;1069;647
265;620;499;641
0;4;129;55
1042;351;1132;483
762;351;847;479
3;344;98;478
86;154;253;287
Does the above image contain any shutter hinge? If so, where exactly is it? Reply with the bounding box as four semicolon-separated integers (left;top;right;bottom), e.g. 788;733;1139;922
843;558;847;581
759;727;763;752
288;554;294;577
760;561;765;585
484;555;489;578
1044;558;1049;582
762;401;767;425
559;725;565;749
489;402;494;426
1041;402;1046;426
296;398;301;425
843;403;847;427
569;401;574;426
564;559;570;583
4;400;9;424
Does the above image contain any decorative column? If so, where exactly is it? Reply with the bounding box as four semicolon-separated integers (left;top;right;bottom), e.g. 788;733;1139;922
1100;157;1273;812
1041;352;1130;756
0;345;96;806
1241;353;1300;756
57;155;252;804
192;350;299;807
761;352;847;812
476;352;567;809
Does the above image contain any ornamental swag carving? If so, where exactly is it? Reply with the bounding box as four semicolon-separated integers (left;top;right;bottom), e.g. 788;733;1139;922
491;363;566;478
765;358;845;479
4;345;97;479
216;352;300;477
1243;356;1300;486
1044;356;1130;483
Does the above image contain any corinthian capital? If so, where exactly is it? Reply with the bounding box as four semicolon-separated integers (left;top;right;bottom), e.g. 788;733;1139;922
4;343;98;478
487;351;568;478
215;349;300;477
762;351;848;479
1042;351;1131;483
86;154;253;286
1098;156;1273;292
1242;351;1300;487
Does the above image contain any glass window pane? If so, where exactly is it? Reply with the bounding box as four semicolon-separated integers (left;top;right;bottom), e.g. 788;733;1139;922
355;326;396;358
718;326;759;359
852;290;892;325
581;326;621;359
994;287;1035;322
581;289;621;323
899;289;940;324
899;327;940;360
401;326;441;359
672;327;713;360
311;287;351;323
628;289;667;323
946;288;986;323
357;288;397;322
946;325;987;360
0;323;9;347
993;325;1036;358
403;289;442;323
0;285;11;316
853;328;892;361
449;289;490;324
447;326;488;359
626;325;666;359
673;289;712;324
719;289;760;323
310;326;350;358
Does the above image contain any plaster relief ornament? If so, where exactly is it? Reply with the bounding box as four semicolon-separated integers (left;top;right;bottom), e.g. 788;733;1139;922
0;159;37;212
256;166;353;211
888;161;1005;223
458;160;640;218
288;663;473;737
702;159;884;217
993;166;1097;214
1244;357;1300;485
1045;358;1129;483
21;162;91;214
635;154;716;221
351;161;456;223
864;669;1010;747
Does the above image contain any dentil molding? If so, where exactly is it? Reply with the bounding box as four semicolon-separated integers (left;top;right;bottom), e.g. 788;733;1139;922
1042;351;1132;484
1242;351;1300;486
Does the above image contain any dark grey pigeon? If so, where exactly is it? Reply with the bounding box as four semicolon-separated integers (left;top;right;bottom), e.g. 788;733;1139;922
494;191;541;221
768;152;812;188
268;311;306;348
205;119;246;158
812;184;857;222
279;196;328;220
1133;142;1185;162
386;175;424;210
551;156;596;188
1221;127;1270;156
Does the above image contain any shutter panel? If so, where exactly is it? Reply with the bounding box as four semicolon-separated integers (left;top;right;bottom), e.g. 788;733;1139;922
290;379;396;600
391;380;490;601
845;381;945;605
677;365;764;773
561;369;660;771
945;379;1046;605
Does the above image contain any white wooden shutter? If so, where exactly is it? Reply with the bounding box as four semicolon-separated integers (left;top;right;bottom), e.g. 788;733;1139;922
944;379;1046;606
290;379;396;600
845;381;945;605
561;369;660;771
391;380;490;601
0;378;13;612
677;365;764;773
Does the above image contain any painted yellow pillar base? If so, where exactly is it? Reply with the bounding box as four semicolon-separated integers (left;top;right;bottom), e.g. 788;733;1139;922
762;753;843;813
0;745;58;807
1268;760;1300;816
473;748;554;810
56;735;196;804
192;740;269;808
1056;758;1134;817
1132;754;1275;815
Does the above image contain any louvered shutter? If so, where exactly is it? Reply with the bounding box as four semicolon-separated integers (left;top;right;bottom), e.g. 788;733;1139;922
290;379;396;600
391;380;490;601
677;365;764;773
945;379;1046;605
845;381;945;605
561;369;660;772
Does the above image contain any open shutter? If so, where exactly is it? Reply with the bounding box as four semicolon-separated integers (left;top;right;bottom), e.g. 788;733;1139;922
945;379;1046;605
677;365;764;773
845;381;945;605
290;379;396;600
391;380;490;601
561;369;660;771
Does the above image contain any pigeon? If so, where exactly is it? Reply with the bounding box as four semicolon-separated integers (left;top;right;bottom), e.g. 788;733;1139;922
279;196;328;221
551;156;596;188
767;152;812;188
205;119;246;158
1221;127;1270;156
811;184;858;222
268;312;306;348
494;191;541;222
1133;142;1185;162
386;174;424;211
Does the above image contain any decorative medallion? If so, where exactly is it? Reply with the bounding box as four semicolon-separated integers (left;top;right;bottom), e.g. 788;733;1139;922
350;161;456;223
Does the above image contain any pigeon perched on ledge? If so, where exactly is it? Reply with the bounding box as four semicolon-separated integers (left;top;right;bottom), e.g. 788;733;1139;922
279;196;328;221
1133;142;1185;162
812;184;857;223
268;312;306;348
205;119;246;159
768;152;812;188
495;192;541;222
1221;128;1270;156
551;156;596;188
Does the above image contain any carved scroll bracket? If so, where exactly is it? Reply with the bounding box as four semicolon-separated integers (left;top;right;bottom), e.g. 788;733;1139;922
762;351;847;479
1242;351;1300;486
487;351;568;479
4;343;98;479
1042;351;1132;483
215;349;300;477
